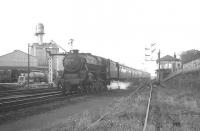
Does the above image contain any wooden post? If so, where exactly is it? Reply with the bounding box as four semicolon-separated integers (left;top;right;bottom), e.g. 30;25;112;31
28;44;30;88
158;49;161;83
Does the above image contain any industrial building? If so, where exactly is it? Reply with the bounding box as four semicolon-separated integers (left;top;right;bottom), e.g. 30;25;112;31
0;50;38;68
30;23;64;82
0;23;65;83
0;50;41;82
30;42;59;69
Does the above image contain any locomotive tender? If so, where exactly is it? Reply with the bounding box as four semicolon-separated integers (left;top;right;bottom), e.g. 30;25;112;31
57;50;150;93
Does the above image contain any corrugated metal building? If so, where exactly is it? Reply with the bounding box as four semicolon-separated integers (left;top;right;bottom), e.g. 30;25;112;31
0;50;40;82
0;50;38;68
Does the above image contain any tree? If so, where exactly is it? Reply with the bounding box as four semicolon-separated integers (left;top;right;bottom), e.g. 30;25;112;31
180;49;200;64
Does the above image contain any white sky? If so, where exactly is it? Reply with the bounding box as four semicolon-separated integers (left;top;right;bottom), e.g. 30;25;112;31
0;0;200;75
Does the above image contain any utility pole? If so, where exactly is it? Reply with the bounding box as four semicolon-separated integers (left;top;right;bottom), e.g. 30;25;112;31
158;49;161;83
28;43;30;88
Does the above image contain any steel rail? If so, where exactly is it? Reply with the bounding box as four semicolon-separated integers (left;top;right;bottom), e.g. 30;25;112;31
0;90;80;110
1;92;61;105
0;92;81;123
0;92;80;120
0;92;63;109
0;91;63;109
142;81;153;131
0;88;57;97
0;91;62;103
0;91;70;115
0;88;97;115
0;94;64;120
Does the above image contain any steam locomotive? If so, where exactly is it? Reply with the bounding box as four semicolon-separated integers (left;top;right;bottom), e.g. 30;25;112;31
57;50;150;93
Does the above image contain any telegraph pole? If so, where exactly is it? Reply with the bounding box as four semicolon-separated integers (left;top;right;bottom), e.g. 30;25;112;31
28;43;30;88
158;49;161;83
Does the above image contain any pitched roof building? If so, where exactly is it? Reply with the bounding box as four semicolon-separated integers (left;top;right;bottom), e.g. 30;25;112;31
156;54;182;80
0;50;38;69
157;55;180;63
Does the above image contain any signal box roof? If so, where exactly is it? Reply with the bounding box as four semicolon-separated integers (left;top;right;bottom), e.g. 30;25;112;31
157;55;180;63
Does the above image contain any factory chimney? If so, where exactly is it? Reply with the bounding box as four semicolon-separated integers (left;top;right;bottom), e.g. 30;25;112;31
35;23;45;45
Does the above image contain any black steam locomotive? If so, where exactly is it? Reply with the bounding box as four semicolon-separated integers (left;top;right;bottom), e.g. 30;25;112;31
57;50;150;93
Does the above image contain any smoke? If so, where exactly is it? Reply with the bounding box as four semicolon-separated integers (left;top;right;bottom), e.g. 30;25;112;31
107;81;131;90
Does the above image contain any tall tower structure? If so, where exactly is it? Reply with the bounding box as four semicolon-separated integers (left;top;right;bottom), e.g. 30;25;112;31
30;23;60;82
35;23;45;45
31;23;49;66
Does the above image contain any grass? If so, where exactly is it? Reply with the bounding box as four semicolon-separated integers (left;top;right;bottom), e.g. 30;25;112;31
24;79;200;131
146;85;200;131
34;86;150;131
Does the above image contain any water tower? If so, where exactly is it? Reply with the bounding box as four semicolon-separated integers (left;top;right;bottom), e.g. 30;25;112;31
35;23;45;45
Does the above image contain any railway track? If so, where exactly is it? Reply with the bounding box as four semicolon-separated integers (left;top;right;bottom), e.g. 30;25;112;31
0;90;65;114
0;90;83;122
142;82;170;131
0;87;58;97
0;85;110;117
0;87;101;122
144;84;182;131
142;81;153;131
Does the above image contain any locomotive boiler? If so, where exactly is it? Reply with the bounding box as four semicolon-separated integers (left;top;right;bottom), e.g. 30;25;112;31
57;49;150;93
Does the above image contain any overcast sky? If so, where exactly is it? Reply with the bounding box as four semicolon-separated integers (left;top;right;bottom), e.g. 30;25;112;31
0;0;200;75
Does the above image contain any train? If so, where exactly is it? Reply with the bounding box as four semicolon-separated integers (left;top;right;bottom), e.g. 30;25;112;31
0;70;19;83
0;69;47;86
57;49;151;93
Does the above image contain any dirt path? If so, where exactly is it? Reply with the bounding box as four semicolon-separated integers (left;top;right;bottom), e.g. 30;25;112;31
0;89;133;131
